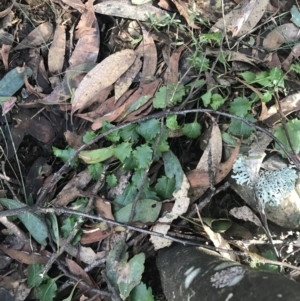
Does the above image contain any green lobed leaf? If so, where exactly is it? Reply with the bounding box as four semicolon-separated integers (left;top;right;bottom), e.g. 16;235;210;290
120;124;139;142
163;150;183;190
136;118;161;141
131;169;149;189
255;71;271;87
274;119;300;156
155;129;170;154
240;71;256;83
261;91;273;103
166;115;180;130
291;63;300;74
106;174;118;187
114;142;133;163
52;147;78;168
115;184;138;207
102;120;120;142
79;146;115;164
0;66;33;97
130;282;155;301
153;84;185;108
201;90;211;107
269;67;284;88
182;121;201;138
88;162;104;180
0;198;48;245
228;114;256;138
83;131;96;143
229;97;252;116
36;277;58;301
132;144;153;169
118;253;146;300
27;264;44;288
154;176;176;199
210;94;225;110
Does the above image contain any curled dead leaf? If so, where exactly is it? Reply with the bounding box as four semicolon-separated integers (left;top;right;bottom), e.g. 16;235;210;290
187;140;241;188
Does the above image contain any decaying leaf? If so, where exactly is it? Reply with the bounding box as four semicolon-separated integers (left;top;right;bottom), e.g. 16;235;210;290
114;56;142;102
229;206;262;227
71;49;136;116
14;22;53;50
136;26;157;83
66;258;101;301
263;23;300;51
48;24;66;74
211;0;269;37
261;93;300;126
0;246;49;264
187;140;241;188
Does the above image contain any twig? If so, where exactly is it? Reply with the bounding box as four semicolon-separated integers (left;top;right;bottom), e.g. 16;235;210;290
58;263;112;297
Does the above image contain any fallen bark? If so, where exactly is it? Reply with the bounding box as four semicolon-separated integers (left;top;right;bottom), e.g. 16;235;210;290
157;244;300;301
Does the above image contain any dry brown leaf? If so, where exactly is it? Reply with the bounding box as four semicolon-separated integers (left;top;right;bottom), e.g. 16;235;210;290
0;245;49;264
0;44;11;70
163;45;185;84
65;130;85;149
171;0;199;29
48;25;66;74
263;23;300;51
261;93;300;126
211;0;268;37
14;22;53;50
75;0;96;39
41;9;99;104
282;44;300;71
81;227;111;244
136;26;157;84
51;169;92;206
95;196;114;220
114;56;142;102
229;206;262;227
77;88;133;122
0;4;13;18
66;258;101;301
61;0;85;13
116;79;161;121
91;104;127;130
196;122;222;171
187;140;241;188
122;100;153;122
202;224;237;260
71;49;136;117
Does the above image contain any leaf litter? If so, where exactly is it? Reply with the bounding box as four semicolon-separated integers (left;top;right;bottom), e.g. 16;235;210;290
2;0;300;300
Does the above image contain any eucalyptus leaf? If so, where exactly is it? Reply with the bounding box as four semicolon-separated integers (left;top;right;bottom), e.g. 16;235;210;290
0;198;48;245
0;66;32;97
